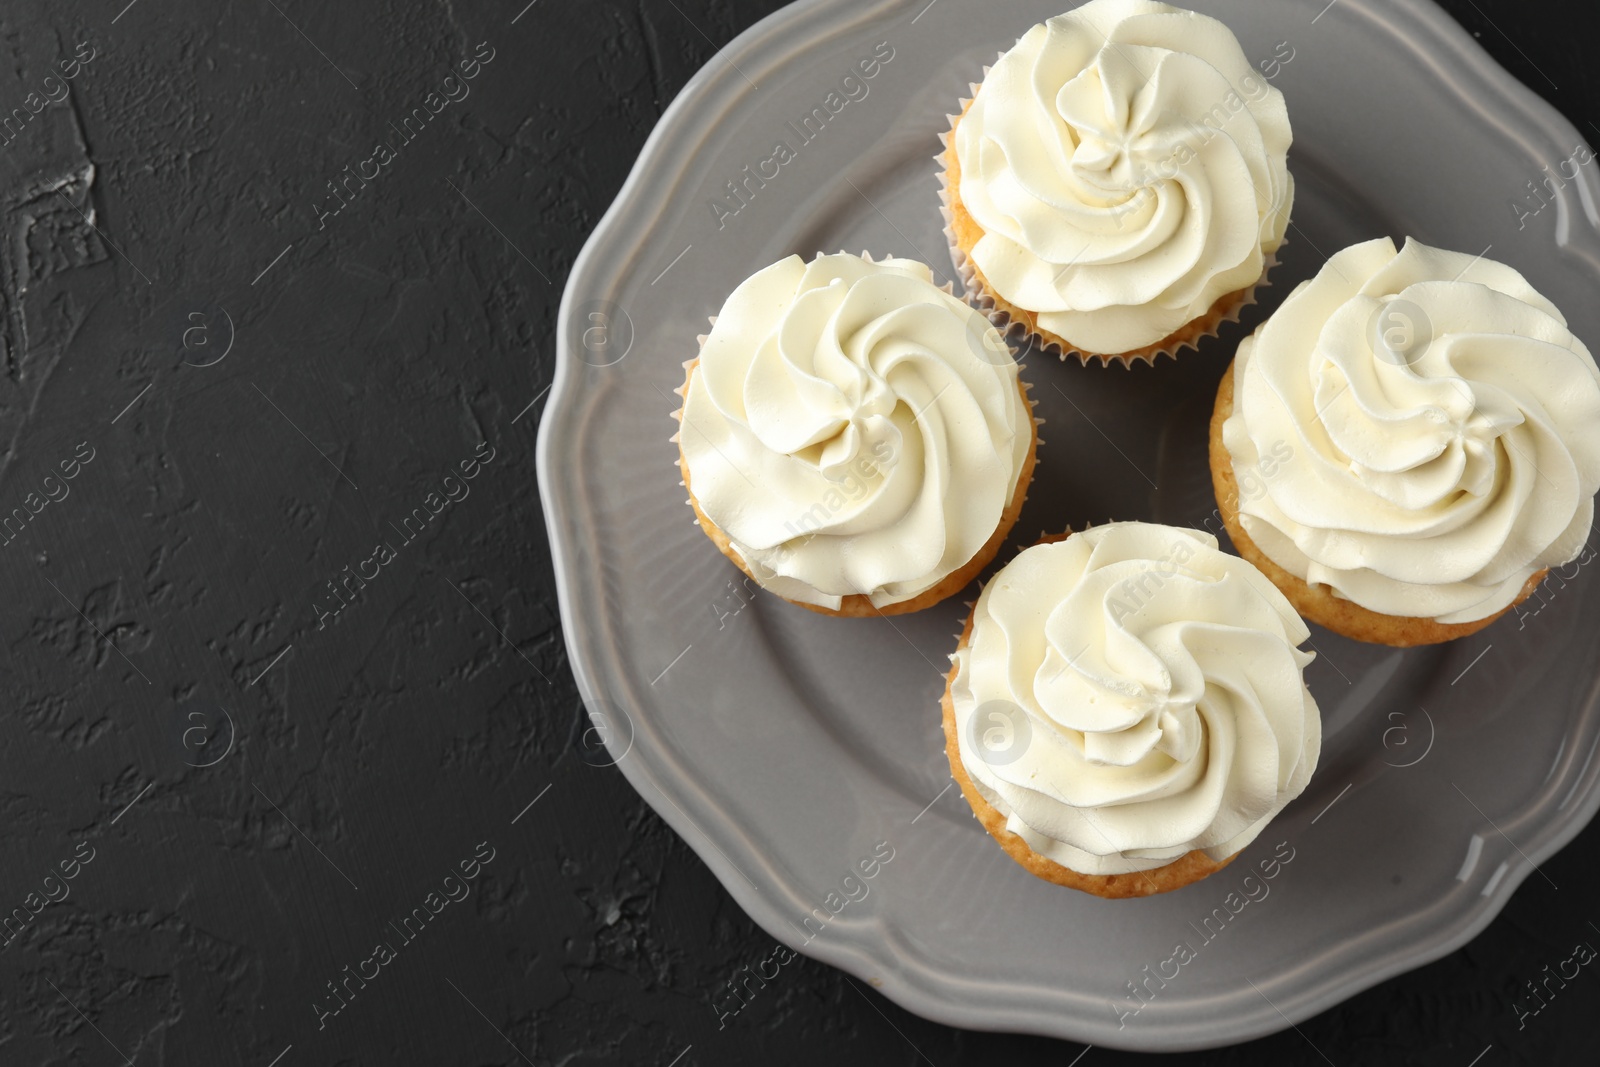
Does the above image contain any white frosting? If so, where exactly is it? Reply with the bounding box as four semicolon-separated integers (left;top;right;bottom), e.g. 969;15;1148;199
951;523;1320;876
953;0;1293;355
679;253;1031;610
1223;236;1600;624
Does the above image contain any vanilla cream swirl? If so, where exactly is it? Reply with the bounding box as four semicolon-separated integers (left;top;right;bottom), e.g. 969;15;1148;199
1223;237;1600;624
951;523;1320;875
679;253;1031;609
952;0;1293;354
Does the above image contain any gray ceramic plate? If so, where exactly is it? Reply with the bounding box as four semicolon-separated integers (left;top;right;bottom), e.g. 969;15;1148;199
537;0;1600;1051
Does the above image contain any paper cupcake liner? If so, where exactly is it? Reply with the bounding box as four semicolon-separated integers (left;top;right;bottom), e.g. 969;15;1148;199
937;75;1283;369
670;251;1045;616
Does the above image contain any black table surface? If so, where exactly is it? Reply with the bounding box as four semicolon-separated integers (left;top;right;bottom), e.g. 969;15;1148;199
1;1;1596;1064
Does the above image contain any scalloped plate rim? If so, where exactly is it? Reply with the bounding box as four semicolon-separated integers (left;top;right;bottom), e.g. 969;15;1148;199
537;0;1600;1050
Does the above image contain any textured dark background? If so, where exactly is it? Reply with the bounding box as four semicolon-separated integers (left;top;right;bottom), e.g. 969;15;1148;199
0;1;1596;1064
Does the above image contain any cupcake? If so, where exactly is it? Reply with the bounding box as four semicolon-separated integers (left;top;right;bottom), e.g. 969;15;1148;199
674;252;1037;617
943;522;1321;898
1213;237;1600;646
942;0;1293;365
